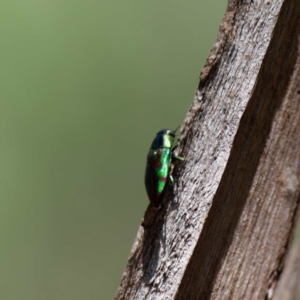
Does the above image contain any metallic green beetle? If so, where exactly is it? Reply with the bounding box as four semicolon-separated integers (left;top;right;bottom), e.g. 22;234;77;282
145;129;184;207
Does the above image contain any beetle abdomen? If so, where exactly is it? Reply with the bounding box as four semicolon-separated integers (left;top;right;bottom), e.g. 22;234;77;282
145;148;172;206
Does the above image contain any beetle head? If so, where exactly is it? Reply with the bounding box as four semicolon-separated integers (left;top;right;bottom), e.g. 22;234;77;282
150;129;175;149
156;129;175;137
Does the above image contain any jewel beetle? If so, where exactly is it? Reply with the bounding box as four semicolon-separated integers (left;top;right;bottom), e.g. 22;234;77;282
144;128;184;207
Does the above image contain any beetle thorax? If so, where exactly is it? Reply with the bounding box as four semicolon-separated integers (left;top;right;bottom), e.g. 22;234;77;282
150;131;174;149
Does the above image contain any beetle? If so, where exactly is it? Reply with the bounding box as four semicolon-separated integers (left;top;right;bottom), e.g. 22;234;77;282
144;128;184;207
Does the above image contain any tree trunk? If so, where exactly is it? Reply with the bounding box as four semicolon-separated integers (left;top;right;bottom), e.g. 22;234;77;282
115;0;300;299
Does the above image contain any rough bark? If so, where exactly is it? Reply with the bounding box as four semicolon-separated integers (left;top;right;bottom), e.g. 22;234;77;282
115;0;300;299
273;234;300;300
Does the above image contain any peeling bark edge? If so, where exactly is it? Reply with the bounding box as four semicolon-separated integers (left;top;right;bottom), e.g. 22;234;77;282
182;0;238;133
199;0;238;85
273;226;300;300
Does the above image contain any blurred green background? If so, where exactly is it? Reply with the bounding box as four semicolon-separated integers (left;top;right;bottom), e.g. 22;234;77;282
1;1;226;299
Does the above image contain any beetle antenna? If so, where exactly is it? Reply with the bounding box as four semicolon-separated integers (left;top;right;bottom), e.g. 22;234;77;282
174;125;181;134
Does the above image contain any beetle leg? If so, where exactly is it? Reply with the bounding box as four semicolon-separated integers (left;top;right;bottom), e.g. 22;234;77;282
172;154;184;162
169;174;174;186
171;141;181;151
172;134;186;151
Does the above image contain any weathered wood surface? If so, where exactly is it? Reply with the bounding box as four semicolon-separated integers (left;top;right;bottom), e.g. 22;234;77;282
273;234;300;300
115;0;300;299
